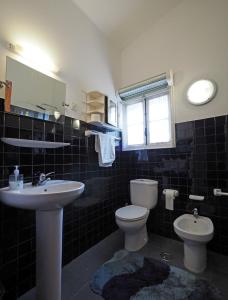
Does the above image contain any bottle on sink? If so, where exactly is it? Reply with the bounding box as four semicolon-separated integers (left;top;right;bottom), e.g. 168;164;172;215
9;166;23;190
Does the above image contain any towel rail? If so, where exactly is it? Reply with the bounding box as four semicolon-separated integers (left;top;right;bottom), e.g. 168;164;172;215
85;130;121;141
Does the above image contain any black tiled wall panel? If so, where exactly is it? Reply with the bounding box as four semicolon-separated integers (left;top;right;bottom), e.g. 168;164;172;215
124;115;228;257
1;110;228;299
0;112;128;299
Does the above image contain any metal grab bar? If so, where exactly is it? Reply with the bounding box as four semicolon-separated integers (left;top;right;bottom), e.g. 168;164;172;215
213;188;228;196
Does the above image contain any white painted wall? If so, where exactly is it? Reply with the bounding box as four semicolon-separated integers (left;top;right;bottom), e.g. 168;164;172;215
1;0;227;124
121;0;228;123
0;0;120;120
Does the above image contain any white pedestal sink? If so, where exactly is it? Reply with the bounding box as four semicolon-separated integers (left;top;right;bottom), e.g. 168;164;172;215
0;180;85;300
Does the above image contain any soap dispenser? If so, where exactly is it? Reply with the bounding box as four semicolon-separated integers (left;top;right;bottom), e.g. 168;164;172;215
9;166;23;190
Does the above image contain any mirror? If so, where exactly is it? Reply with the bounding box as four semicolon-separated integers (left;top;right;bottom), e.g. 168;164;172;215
187;79;217;105
6;57;66;121
105;98;117;127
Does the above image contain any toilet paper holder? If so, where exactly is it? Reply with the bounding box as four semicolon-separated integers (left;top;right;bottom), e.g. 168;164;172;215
163;189;179;197
163;189;179;211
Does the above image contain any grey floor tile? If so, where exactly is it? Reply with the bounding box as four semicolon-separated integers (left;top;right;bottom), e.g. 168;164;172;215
207;251;228;275
61;230;123;298
138;234;184;269
18;289;35;300
209;271;228;299
73;282;102;300
19;231;228;300
19;230;123;300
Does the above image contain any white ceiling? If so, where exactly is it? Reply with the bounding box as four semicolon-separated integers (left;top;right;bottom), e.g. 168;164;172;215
72;0;183;49
72;0;144;35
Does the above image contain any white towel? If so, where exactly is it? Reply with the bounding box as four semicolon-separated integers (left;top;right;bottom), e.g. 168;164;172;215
95;133;115;167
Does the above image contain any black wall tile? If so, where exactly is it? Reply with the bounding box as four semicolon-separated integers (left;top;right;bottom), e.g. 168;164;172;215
123;115;228;258
0;113;123;299
2;111;228;298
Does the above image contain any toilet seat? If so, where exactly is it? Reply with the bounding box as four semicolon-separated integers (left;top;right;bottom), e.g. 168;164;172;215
115;205;148;221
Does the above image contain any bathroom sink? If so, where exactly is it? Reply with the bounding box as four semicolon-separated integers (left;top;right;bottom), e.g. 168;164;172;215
0;180;85;210
0;179;85;300
174;214;214;242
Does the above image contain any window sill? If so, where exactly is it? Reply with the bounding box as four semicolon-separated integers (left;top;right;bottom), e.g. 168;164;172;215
122;141;176;151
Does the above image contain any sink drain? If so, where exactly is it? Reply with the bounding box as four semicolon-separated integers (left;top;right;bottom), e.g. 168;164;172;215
160;252;172;262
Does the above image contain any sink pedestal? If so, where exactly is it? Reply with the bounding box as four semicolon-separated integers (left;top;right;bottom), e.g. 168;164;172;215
36;209;63;300
184;240;206;273
0;180;85;300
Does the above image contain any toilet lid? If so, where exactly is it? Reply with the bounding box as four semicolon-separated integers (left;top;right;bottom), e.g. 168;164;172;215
115;205;148;221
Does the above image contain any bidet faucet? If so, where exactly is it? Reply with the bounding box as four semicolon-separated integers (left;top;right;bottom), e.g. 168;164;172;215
34;172;55;186
192;208;199;218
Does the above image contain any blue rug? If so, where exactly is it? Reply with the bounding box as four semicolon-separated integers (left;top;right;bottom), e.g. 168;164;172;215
90;250;222;300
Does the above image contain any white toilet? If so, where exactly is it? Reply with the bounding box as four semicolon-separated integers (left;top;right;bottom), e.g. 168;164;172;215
115;179;158;251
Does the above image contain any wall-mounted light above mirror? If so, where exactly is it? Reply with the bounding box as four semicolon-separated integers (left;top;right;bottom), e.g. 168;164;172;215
187;79;217;105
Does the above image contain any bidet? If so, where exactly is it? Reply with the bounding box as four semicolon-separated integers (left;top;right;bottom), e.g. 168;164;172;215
174;213;214;273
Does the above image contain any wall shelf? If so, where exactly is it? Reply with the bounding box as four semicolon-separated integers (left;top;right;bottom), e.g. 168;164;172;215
86;91;106;123
88;121;121;131
1;138;70;148
86;101;104;107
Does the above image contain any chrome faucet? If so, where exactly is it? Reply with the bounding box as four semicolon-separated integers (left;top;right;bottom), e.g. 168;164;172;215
192;208;199;218
37;172;55;186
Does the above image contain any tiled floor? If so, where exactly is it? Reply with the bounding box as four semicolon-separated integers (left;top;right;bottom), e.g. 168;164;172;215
138;235;228;299
20;230;228;299
19;230;123;300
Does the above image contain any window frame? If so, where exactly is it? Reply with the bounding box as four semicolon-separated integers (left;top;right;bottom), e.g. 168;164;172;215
122;87;175;151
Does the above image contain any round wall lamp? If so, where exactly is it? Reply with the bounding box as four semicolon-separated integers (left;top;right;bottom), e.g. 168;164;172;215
187;79;217;105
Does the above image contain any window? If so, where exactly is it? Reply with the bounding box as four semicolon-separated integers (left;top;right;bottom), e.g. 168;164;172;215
147;93;171;144
119;73;175;151
126;101;144;146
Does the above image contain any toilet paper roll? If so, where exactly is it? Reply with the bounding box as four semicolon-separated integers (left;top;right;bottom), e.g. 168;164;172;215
163;189;178;211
